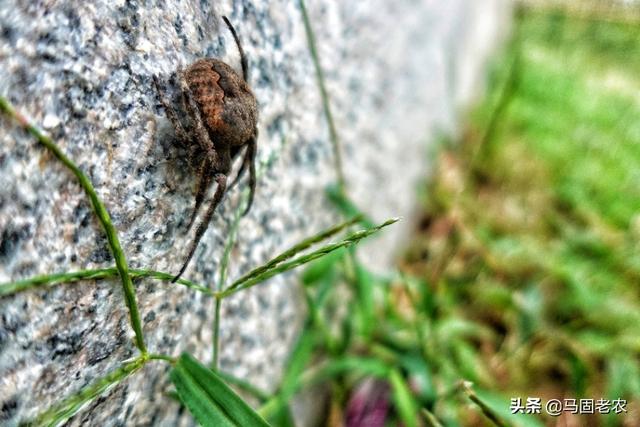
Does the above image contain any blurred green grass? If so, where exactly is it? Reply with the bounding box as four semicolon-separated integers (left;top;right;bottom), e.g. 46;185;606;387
402;8;640;426
291;7;640;427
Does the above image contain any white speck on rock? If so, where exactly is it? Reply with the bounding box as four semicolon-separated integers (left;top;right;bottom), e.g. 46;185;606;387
42;114;61;129
136;38;154;53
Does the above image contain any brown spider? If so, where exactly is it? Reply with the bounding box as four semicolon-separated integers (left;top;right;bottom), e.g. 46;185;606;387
154;16;258;282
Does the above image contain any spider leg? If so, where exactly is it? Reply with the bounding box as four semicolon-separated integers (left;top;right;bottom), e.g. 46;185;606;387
173;173;227;282
177;74;219;164
242;136;257;216
153;75;189;144
228;145;248;191
187;158;213;230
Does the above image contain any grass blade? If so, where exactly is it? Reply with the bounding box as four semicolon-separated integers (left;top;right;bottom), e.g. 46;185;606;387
299;0;345;189
421;408;445;427
461;381;508;427
171;353;270;427
32;356;146;426
0;96;146;353
216;371;270;403
258;332;316;420
0;267;212;297
171;364;235;427
389;369;419;427
300;246;345;286
326;184;375;228
226;216;361;293
220;218;399;298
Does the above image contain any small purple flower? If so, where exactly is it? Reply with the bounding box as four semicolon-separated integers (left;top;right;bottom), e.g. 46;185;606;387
345;378;390;427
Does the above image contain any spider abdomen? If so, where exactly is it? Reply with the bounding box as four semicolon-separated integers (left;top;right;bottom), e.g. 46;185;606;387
185;58;258;147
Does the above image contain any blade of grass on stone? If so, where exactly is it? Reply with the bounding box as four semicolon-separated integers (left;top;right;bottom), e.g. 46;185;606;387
228;216;361;291
299;0;345;188
171;353;270;427
212;202;245;370
0;267;212;298
220;218;398;298
0;96;146;353
32;356;146;427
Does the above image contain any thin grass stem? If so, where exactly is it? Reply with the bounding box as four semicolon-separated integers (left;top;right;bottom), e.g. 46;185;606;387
222;216;362;297
220;218;398;298
0;267;213;297
299;0;345;190
0;96;146;353
31;355;146;426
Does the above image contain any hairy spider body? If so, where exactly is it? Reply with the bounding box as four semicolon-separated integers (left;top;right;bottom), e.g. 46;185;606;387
154;17;258;282
186;60;258;149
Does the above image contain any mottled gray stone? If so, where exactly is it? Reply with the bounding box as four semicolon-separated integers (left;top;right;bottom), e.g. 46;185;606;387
0;0;510;425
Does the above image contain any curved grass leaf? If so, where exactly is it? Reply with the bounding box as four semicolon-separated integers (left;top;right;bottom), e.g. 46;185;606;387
299;0;345;188
225;216;361;295
389;369;419;427
301;247;346;286
220;218;399;298
170;353;270;427
31;356;146;427
0;267;212;298
0;96;145;352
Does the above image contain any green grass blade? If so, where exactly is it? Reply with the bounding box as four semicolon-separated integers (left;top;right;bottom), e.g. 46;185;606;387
226;216;361;293
300;246;345;286
351;253;376;339
298;0;345;189
0;96;146;353
258;332;316;419
461;382;508;427
421;408;445;427
309;357;390;383
32;356;146;426
171;353;271;427
325;184;375;228
171;364;235;427
0;267;212;297
389;369;419;427
220;218;398;298
277;332;316;399
216;372;270;403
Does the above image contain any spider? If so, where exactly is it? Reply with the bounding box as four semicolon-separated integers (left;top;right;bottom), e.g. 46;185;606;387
153;16;258;282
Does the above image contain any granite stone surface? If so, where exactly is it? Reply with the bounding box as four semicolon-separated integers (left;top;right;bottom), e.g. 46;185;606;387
0;0;510;425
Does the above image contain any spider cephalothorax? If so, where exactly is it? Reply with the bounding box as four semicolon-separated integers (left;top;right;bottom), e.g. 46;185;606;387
154;16;258;282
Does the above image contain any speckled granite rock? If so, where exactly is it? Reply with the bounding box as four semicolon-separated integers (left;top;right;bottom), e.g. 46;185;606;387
0;1;510;425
